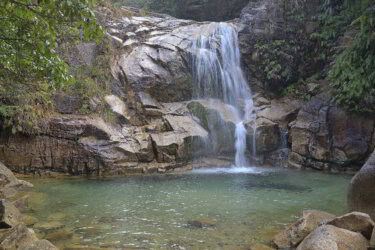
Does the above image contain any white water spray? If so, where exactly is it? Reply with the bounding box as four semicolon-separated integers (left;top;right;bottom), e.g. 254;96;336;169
192;23;256;167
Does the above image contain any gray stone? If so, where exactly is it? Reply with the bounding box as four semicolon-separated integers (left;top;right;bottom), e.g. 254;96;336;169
273;210;336;249
327;212;374;239
289;93;375;171
0;224;38;249
0;199;22;229
296;225;369;250
348;150;375;220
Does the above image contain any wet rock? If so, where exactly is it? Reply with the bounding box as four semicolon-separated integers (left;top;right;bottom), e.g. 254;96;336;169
348;150;375;220
22;215;39;226
296;225;369;250
273;210;336;249
34;221;64;232
0;223;38;249
187;100;238;154
187;218;217;229
104;95;131;123
327;212;374;239
0;199;22;229
44;231;73;242
245;118;280;153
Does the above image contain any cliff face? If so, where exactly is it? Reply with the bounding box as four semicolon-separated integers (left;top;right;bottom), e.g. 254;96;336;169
0;1;373;175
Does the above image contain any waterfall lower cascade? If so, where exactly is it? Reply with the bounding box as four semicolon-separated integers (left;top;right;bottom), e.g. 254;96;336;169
192;23;256;167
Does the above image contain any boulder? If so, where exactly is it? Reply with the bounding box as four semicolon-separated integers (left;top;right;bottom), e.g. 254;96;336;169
296;225;369;250
348;150;375;220
187;100;239;154
245;118;280;153
288;93;375;171
0;224;38;249
151;118;208;162
273;210;336;249
370;227;375;248
0;199;22;229
327;212;374;239
256;97;303;127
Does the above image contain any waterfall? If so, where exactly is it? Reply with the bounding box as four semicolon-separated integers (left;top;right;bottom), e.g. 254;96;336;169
192;23;256;167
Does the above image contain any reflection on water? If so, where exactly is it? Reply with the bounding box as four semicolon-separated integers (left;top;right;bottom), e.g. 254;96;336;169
24;168;351;249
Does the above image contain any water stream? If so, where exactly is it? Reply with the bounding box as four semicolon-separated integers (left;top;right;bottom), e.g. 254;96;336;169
192;23;256;167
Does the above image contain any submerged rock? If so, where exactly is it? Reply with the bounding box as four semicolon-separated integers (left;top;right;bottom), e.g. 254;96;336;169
296;225;368;250
187;218;217;229
44;231;73;242
22;215;39;226
34;221;64;232
273;210;335;249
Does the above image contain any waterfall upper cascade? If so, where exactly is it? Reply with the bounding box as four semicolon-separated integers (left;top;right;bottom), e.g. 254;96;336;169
192;23;256;167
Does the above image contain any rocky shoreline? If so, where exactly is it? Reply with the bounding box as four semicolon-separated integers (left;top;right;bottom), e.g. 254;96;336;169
0;161;58;249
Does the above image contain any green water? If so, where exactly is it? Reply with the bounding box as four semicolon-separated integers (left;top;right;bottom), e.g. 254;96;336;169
24;167;351;249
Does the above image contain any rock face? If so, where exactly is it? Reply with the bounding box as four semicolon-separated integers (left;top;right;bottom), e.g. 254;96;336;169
288;93;375;171
273;210;336;249
109;12;233;103
175;0;249;21
348;150;375;219
238;0;320;91
296;225;369;250
0;108;210;174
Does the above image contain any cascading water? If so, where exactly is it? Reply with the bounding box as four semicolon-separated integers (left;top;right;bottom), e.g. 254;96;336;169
192;23;256;167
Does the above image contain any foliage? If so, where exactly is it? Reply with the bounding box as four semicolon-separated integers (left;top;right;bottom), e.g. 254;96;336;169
0;0;102;132
254;40;302;90
329;4;375;113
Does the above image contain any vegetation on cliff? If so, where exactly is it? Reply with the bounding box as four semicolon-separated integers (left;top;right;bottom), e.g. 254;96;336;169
0;0;102;132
